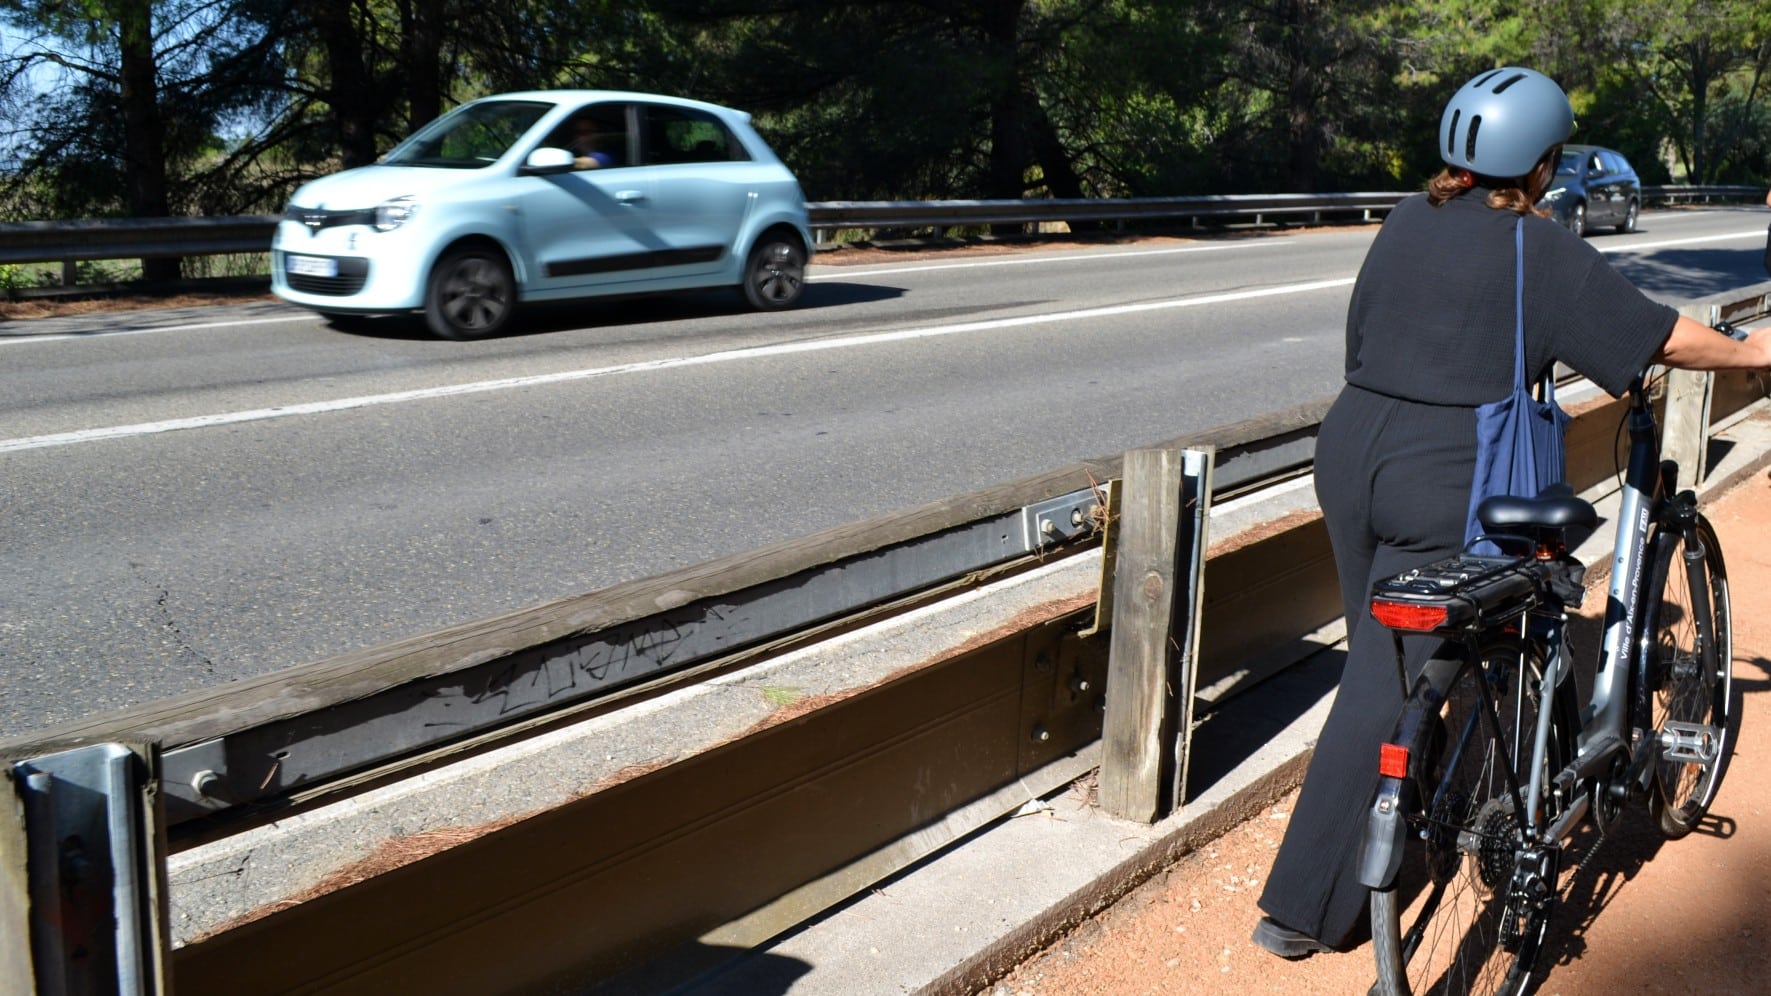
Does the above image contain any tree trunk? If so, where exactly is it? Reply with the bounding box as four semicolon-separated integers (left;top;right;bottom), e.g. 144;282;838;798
1282;0;1322;193
1025;94;1084;200
118;0;178;281
982;0;1030;204
1687;37;1712;184
313;0;382;168
401;0;447;130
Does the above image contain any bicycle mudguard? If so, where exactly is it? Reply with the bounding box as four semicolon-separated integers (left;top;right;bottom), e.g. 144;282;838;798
1360;777;1411;889
1358;657;1461;889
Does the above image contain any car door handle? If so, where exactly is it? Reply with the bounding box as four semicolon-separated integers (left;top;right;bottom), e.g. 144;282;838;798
615;190;647;204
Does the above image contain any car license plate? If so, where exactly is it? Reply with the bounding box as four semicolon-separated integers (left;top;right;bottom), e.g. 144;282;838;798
286;255;338;278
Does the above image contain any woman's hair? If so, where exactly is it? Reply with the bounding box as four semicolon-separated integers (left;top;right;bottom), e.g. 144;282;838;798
1426;149;1560;216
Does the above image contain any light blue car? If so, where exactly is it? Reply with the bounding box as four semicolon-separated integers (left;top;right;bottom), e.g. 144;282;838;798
272;91;813;340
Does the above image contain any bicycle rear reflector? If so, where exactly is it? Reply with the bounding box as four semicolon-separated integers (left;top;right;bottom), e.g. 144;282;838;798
1379;743;1410;779
1370;600;1449;631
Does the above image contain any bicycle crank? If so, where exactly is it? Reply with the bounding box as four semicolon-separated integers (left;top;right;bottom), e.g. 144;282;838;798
1593;754;1629;836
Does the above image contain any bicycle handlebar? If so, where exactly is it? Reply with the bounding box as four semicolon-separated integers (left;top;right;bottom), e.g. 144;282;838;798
1714;319;1751;342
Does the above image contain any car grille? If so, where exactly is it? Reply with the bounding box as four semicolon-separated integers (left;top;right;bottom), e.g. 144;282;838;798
283;254;370;296
284;206;377;232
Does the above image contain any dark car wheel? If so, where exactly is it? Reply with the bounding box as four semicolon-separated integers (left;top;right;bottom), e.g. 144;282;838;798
425;246;516;340
739;233;806;311
1567;202;1586;238
1616;198;1639;234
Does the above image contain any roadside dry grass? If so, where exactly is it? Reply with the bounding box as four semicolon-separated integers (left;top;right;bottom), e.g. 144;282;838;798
0;288;277;322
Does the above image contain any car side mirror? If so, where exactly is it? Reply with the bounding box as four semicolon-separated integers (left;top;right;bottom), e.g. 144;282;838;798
522;147;575;175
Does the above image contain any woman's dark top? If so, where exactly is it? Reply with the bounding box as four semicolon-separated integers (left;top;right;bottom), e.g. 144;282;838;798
1344;191;1676;404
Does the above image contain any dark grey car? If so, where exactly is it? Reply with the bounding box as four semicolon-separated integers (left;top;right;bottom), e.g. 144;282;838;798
1538;144;1640;237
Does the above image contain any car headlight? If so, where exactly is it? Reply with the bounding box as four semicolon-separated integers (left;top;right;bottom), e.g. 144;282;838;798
1541;187;1566;202
375;195;419;232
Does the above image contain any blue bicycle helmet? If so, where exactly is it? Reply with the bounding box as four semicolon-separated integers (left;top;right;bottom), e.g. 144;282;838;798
1439;67;1573;179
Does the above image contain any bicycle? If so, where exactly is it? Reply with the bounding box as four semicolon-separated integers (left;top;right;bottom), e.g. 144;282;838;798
1355;325;1747;995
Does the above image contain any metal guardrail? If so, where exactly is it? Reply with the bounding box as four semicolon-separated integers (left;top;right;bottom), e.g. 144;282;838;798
0;396;1325;840
0;185;1761;267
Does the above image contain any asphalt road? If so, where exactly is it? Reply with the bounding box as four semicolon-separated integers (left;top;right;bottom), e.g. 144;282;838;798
3;207;1768;737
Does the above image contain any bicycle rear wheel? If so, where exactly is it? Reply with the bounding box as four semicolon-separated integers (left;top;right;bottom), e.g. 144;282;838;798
1642;515;1733;838
1371;636;1574;996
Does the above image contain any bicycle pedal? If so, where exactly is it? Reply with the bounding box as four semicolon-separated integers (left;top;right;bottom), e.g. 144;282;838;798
1659;721;1721;763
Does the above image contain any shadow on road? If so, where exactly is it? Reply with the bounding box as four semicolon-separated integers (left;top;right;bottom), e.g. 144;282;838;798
1604;241;1767;299
322;281;908;341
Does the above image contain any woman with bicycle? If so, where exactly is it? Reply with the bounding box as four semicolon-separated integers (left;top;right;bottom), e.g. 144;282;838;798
1251;66;1771;962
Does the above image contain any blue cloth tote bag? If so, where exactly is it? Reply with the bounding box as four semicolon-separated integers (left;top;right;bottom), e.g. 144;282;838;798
1463;217;1570;551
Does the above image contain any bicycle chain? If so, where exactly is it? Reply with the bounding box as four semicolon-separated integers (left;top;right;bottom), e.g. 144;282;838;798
1558;824;1609;900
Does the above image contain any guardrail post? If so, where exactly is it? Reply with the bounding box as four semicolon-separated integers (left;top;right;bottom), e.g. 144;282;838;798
1;744;169;995
1099;447;1213;822
1662;366;1713;491
1662;302;1731;490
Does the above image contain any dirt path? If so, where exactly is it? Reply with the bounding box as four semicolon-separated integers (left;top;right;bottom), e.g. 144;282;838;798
990;471;1771;995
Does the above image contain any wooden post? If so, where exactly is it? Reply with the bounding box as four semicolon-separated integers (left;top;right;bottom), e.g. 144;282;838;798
1;767;33;994
1099;447;1214;822
1661;366;1712;491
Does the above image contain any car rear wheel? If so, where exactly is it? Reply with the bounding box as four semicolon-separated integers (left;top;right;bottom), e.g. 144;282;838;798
425;246;516;340
1616;198;1639;234
1566;202;1586;238
739;232;806;311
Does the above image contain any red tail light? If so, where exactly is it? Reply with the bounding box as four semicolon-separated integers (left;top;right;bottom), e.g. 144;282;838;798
1379;743;1410;779
1370;599;1449;631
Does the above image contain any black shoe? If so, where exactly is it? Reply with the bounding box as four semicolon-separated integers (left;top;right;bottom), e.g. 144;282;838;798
1251;916;1333;960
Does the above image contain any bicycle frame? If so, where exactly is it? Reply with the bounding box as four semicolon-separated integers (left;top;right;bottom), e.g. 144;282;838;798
1515;373;1670;849
1360;371;1683;885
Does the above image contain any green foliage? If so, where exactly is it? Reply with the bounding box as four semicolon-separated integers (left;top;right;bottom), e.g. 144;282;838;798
2;0;1767;222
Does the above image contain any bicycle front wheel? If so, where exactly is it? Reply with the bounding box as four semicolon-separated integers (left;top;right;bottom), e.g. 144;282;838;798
1642;514;1734;838
1371;636;1572;996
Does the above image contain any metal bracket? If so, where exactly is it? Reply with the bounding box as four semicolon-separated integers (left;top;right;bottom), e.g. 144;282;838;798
157;738;231;822
1021;487;1104;553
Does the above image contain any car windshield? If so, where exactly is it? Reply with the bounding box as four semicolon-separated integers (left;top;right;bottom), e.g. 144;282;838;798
1556;150;1581;175
382;100;553;169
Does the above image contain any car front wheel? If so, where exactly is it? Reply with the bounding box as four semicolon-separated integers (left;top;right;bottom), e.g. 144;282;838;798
739;233;807;311
425;246;516;340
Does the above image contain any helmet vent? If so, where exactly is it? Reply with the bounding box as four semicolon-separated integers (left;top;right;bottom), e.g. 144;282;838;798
1491;72;1528;94
1446;110;1461;156
1472;69;1505;88
1465;116;1482;161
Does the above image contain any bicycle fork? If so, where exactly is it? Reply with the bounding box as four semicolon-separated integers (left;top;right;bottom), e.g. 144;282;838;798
1641;501;1723;772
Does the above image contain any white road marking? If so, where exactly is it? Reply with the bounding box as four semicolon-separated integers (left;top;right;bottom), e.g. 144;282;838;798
0;314;315;346
1597;229;1767;253
2;243;1290;347
1;276;1355;454
6;220;1761;451
809;239;1292;279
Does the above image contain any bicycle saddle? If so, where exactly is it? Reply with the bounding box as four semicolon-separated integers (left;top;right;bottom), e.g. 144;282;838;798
1477;486;1598;535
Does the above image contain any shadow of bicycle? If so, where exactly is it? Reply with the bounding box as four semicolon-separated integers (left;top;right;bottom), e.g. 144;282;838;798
1536;650;1768;974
